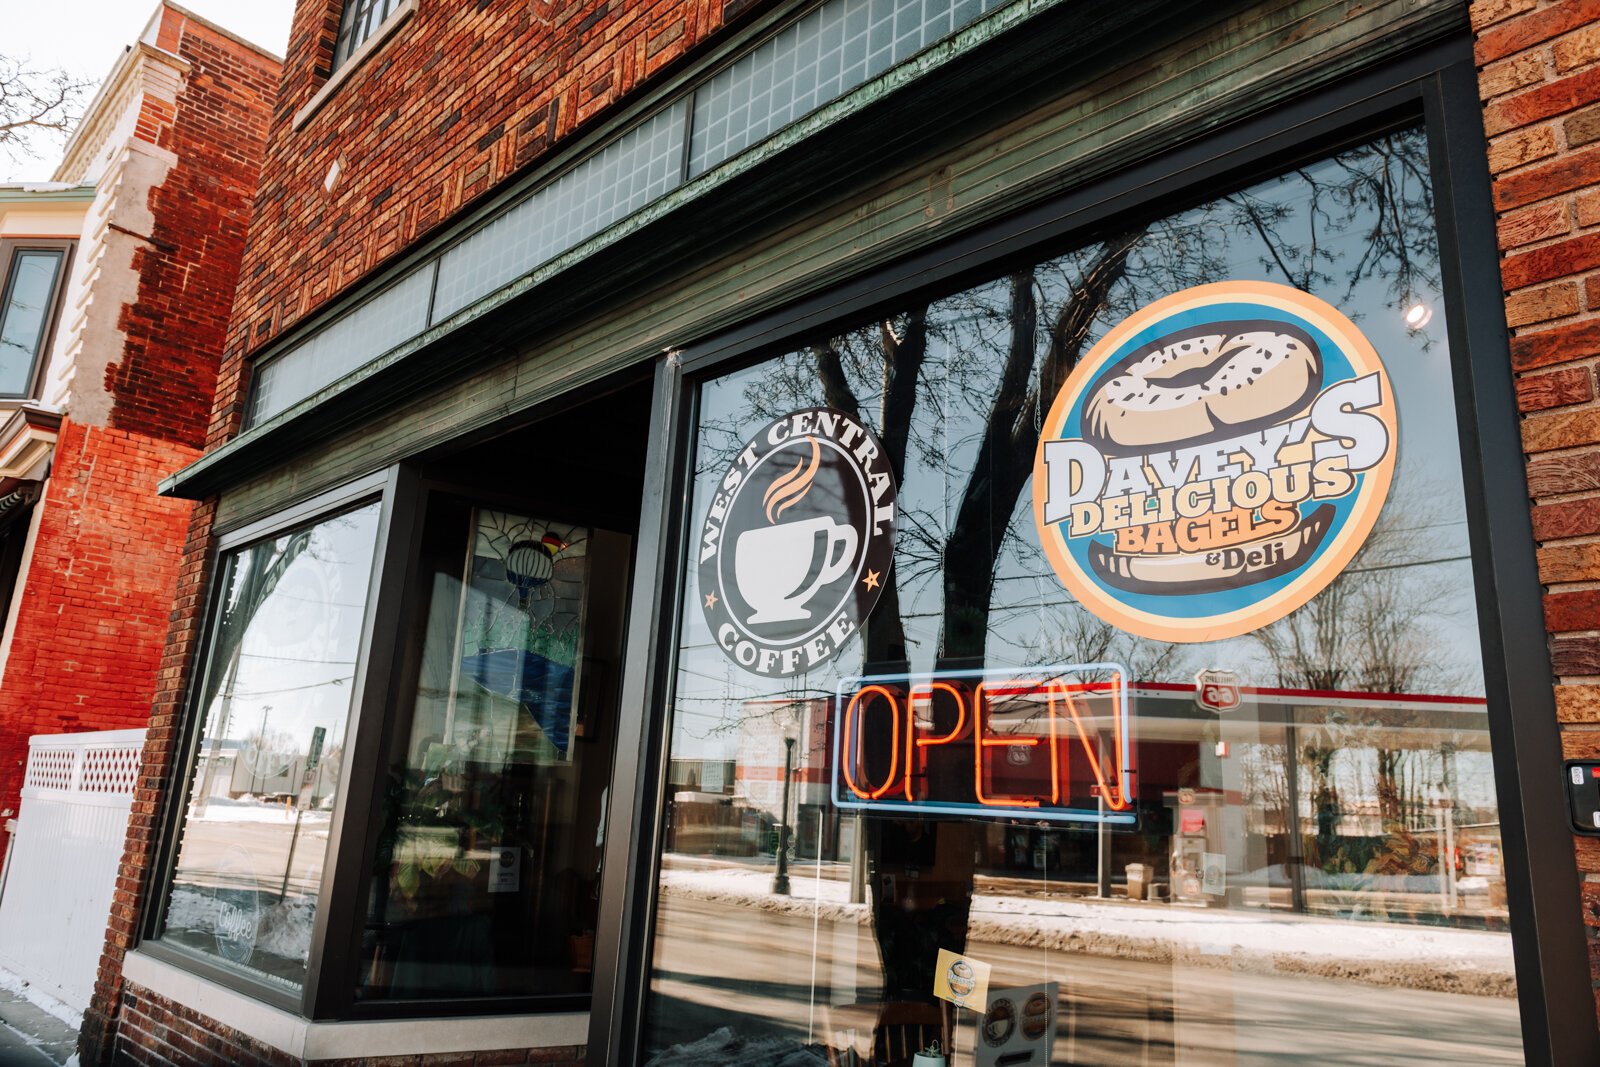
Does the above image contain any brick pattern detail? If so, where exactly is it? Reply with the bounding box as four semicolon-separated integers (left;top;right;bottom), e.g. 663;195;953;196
0;422;199;838
61;11;277;1065
1472;0;1600;1018
208;0;765;447
77;498;218;1067
110;981;590;1066
110;13;279;450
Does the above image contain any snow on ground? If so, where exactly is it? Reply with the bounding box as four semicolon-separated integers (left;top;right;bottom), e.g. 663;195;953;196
0;965;81;1030
659;863;1516;998
186;802;332;826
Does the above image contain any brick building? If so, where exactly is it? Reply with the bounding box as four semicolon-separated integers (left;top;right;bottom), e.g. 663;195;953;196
77;0;1600;1064
0;7;278;853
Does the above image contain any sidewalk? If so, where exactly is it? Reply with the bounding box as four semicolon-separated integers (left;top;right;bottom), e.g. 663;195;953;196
0;969;78;1066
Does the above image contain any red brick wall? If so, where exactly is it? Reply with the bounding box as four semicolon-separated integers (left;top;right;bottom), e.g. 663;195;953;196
208;0;765;446
110;11;280;451
112;981;588;1066
79;500;218;1067
0;421;199;839
1470;0;1600;1020
82;5;767;1053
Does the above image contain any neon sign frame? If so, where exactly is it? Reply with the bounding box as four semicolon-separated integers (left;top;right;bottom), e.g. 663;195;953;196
830;662;1136;825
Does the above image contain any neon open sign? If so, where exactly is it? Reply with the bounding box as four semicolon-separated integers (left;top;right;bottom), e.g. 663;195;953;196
830;664;1136;825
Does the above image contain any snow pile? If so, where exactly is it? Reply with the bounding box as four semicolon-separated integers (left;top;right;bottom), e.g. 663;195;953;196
659;866;1515;998
661;867;866;925
165;888;314;968
644;1026;828;1067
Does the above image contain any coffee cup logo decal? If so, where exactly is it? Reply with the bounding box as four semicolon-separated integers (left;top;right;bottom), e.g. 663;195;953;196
700;407;896;677
735;436;862;624
1032;281;1397;642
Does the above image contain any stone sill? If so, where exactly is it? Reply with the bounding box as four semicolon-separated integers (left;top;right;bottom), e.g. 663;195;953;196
120;949;587;1060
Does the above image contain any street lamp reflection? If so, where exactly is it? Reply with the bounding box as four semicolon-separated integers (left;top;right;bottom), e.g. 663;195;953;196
772;709;800;896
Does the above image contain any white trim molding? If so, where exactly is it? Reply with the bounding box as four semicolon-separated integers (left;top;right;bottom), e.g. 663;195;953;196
0;407;61;480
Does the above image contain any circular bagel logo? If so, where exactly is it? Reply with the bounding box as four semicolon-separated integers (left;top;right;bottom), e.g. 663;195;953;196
699;407;896;677
1033;281;1397;642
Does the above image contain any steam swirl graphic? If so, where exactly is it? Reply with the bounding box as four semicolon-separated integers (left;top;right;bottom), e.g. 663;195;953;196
762;437;821;523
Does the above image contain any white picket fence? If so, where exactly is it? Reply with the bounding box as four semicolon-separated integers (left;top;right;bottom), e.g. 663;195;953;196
0;729;144;1015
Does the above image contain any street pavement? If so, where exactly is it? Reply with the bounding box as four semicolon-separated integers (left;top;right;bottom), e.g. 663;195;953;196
0;980;76;1066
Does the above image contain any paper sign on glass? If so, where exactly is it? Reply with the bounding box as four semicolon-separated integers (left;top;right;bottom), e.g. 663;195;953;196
976;983;1058;1067
933;948;992;1009
488;846;521;893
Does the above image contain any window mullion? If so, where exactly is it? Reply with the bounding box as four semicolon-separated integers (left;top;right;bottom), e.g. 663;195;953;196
302;463;425;1019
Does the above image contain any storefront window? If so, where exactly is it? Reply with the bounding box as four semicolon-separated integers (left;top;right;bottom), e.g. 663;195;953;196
641;125;1524;1064
355;496;627;1002
156;501;382;991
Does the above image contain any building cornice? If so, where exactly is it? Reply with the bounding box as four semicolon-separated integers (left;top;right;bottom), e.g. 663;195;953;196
54;42;191;185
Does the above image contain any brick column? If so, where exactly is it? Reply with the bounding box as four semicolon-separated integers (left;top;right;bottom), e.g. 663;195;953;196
1470;0;1600;1022
76;500;220;1067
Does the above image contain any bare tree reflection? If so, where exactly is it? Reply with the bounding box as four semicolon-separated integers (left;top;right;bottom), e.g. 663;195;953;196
668;128;1448;1059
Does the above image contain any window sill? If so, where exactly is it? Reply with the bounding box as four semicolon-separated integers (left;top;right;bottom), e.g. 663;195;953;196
292;0;418;131
120;949;588;1059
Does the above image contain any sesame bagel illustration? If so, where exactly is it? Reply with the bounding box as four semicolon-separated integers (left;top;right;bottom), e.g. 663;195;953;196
1082;320;1323;454
1032;280;1398;642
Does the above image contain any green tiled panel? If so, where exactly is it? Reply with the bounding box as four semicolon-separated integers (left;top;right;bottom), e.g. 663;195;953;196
213;0;1461;531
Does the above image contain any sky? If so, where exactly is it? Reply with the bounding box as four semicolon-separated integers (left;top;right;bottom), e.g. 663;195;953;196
4;0;295;180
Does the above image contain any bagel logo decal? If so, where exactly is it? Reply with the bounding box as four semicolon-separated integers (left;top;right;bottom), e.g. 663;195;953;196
700;407;896;677
1033;281;1397;642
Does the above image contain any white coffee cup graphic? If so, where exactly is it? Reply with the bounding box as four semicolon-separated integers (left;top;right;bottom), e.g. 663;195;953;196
735;515;858;625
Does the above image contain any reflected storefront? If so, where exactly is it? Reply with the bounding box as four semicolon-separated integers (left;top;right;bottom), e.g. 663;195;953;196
639;128;1528;1064
109;3;1599;1065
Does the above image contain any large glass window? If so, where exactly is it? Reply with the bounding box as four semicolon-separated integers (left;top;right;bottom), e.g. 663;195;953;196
156;501;382;991
0;245;68;398
355;495;628;1003
641;125;1525;1064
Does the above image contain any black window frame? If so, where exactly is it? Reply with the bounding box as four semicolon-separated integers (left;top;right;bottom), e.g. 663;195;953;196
0;238;74;402
138;413;637;1023
585;39;1600;1067
316;470;624;1021
139;468;409;1016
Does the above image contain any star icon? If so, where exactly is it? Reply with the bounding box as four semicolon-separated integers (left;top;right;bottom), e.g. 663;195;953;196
704;591;718;609
862;570;881;591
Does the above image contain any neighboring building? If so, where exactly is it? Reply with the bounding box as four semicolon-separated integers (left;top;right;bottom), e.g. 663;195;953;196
75;0;1600;1065
0;7;278;851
